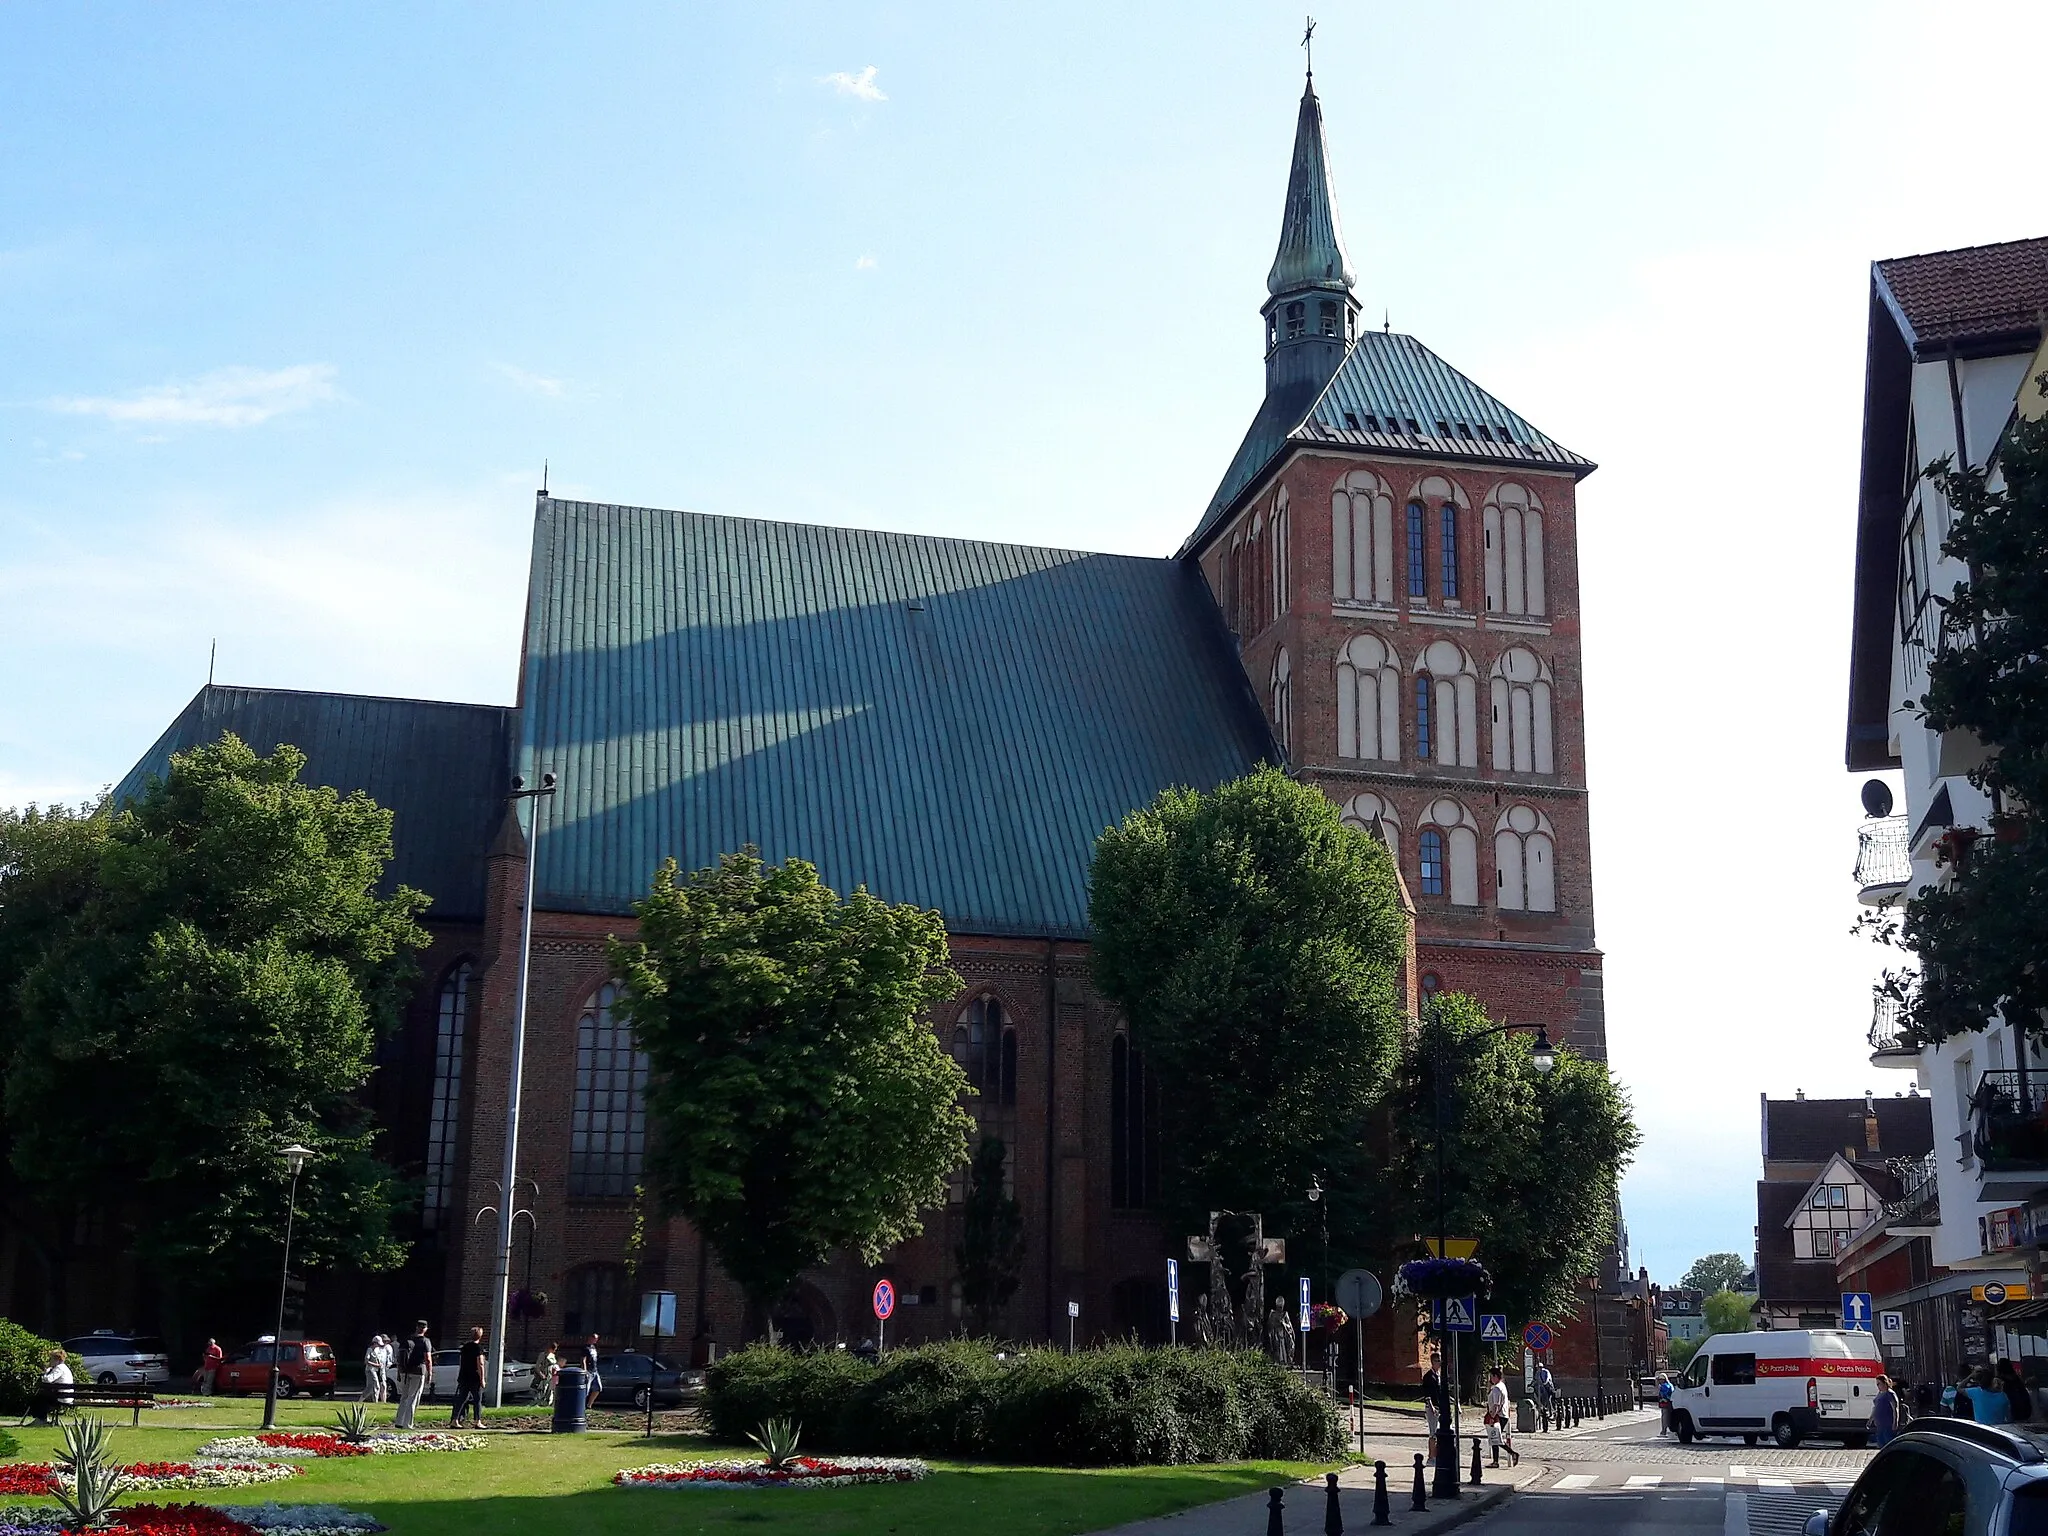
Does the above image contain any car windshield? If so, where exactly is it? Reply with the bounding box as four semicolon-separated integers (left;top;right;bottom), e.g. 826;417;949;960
73;1338;128;1354
302;1345;331;1361
127;1338;166;1356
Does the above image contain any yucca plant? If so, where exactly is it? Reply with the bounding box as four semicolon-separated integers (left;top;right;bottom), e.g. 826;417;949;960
55;1415;114;1476
53;1455;124;1532
332;1400;373;1445
746;1416;803;1470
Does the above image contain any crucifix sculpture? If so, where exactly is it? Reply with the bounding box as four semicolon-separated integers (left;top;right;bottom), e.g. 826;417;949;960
1187;1210;1288;1350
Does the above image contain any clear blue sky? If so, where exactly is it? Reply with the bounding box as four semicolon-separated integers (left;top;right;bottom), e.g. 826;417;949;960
4;0;2041;1289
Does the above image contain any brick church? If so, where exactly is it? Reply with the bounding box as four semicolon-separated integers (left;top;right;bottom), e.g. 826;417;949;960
114;74;1609;1372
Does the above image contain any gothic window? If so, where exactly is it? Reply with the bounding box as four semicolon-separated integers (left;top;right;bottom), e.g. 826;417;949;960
1420;971;1443;1005
1482;482;1546;616
1336;634;1401;762
1285;301;1306;339
952;995;1017;1108
1490;647;1555;774
1318;300;1339;336
1331;470;1395;604
1271;648;1291;752
1110;1032;1159;1209
1440;505;1460;600
422;961;471;1230
1414;672;1433;761
1406;502;1427;597
1270;489;1289;620
570;981;648;1199
1421;797;1481;905
1341;791;1401;862
1418;828;1445;896
1495;804;1557;912
562;1263;629;1343
1414;640;1480;767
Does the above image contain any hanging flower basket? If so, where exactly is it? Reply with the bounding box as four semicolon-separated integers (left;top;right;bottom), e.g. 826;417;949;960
1393;1257;1492;1301
1309;1303;1349;1334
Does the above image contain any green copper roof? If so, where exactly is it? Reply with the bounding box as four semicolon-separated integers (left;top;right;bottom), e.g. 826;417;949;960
519;497;1276;936
1267;82;1355;298
1184;329;1596;556
114;685;516;921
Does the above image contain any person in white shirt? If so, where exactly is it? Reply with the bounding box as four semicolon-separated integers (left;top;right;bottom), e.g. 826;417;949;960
1485;1366;1519;1468
362;1335;387;1403
34;1349;73;1424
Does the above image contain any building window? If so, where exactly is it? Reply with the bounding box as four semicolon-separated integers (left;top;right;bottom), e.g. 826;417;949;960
570;981;648;1199
1270;491;1289;620
1340;791;1402;862
1415;640;1480;768
1406;502;1427;597
1418;828;1446;897
1440;505;1460;600
1414;673;1434;761
1285;301;1305;339
1110;1033;1159;1210
1420;971;1442;1004
1331;470;1394;605
1422;797;1482;905
1319;300;1339;336
953;995;1017;1108
1482;482;1545;616
1489;647;1555;774
1271;648;1291;752
1336;635;1401;762
422;961;471;1230
1494;804;1557;913
562;1263;629;1343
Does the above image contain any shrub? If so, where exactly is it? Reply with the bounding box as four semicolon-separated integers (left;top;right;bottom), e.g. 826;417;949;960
704;1340;1343;1466
0;1319;75;1417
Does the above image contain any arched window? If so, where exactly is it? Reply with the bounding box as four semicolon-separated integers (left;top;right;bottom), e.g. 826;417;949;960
1440;504;1460;601
1269;490;1289;621
562;1262;630;1343
1417;828;1446;896
1318;300;1339;337
1415;640;1480;767
422;961;471;1230
1414;673;1434;761
570;981;648;1199
1285;300;1306;338
1490;648;1555;774
1483;483;1546;616
1271;648;1291;752
1421;798;1481;906
1420;971;1443;1005
1495;805;1557;913
1405;502;1427;597
1331;470;1395;604
1339;791;1402;863
952;995;1018;1108
1110;1032;1159;1209
1336;634;1401;762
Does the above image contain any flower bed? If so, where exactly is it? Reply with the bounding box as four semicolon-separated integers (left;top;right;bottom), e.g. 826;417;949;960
615;1455;929;1489
0;1505;383;1535
196;1432;482;1461
0;1463;300;1496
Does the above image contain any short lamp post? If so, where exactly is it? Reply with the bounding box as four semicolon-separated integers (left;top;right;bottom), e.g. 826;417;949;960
262;1143;314;1431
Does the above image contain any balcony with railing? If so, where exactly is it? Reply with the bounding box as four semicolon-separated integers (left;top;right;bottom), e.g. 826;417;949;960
1884;1151;1941;1231
1972;1069;2048;1203
1856;816;1912;904
1868;994;1920;1068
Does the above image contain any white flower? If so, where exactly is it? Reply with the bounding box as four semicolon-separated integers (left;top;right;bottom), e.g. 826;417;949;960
615;1456;930;1489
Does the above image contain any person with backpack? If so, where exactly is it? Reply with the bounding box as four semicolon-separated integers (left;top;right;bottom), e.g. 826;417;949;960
394;1321;433;1429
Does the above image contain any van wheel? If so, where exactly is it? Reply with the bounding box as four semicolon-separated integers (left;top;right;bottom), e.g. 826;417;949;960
1772;1415;1800;1449
1675;1414;1695;1445
95;1372;119;1386
1742;1434;1758;1447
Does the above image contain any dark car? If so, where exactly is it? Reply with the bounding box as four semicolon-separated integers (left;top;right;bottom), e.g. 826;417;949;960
590;1352;685;1411
1802;1418;2048;1535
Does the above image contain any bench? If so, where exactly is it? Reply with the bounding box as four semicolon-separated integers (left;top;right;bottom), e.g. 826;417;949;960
34;1380;156;1428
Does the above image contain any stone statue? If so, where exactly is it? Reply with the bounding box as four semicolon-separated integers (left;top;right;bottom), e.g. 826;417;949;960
1192;1293;1214;1348
1267;1299;1294;1366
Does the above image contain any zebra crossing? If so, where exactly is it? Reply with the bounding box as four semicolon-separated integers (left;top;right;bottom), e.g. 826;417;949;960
1545;1467;1855;1493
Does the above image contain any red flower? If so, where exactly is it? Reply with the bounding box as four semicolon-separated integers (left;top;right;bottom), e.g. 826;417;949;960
0;1463;58;1495
252;1432;369;1458
111;1505;257;1535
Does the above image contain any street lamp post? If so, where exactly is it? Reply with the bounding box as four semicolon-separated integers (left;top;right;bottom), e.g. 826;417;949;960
488;770;556;1410
1307;1176;1328;1385
261;1143;314;1431
1428;1008;1553;1498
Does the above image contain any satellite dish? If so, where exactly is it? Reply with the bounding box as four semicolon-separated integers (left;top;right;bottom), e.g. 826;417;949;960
1861;779;1895;819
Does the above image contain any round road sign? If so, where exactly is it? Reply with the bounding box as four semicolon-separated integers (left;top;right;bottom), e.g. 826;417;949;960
873;1279;896;1320
1523;1322;1553;1351
1334;1269;1383;1319
1986;1283;2010;1307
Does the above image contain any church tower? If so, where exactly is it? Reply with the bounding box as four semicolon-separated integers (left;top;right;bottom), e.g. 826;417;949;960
1182;68;1608;1060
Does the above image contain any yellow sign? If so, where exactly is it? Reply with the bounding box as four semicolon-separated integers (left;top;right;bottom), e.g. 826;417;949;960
1973;1281;2031;1304
1417;1239;1479;1260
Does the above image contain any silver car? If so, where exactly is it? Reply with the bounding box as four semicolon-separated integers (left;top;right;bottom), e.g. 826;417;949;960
62;1334;170;1387
426;1349;534;1402
1804;1419;2048;1535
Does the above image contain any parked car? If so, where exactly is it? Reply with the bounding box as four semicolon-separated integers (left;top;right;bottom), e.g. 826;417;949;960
215;1339;337;1398
1635;1375;1661;1407
589;1352;685;1411
1802;1418;2048;1535
426;1350;534;1402
61;1334;171;1387
1668;1327;1880;1448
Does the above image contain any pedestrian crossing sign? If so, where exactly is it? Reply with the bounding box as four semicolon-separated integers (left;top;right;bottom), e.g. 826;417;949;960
1479;1314;1508;1342
1443;1296;1476;1332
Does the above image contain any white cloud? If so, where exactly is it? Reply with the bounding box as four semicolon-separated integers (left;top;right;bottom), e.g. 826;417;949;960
494;362;569;398
854;255;878;271
51;364;339;428
822;65;886;102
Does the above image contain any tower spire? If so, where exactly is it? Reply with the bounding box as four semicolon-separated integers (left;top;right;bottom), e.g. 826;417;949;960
1259;50;1358;397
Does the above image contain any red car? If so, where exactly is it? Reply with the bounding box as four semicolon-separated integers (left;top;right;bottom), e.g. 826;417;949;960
216;1340;337;1398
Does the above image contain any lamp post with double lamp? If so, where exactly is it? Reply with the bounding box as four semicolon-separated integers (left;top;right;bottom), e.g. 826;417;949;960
1427;1008;1554;1498
261;1143;315;1431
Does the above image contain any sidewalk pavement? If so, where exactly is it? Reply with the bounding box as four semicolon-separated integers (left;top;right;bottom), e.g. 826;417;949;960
1345;1400;1660;1446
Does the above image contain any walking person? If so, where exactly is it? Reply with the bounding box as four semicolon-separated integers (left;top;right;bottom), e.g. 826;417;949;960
450;1326;488;1428
361;1335;386;1404
1534;1362;1556;1427
1485;1366;1520;1467
197;1338;223;1398
1420;1349;1448;1466
581;1333;603;1405
1656;1372;1674;1436
534;1344;558;1407
393;1321;433;1429
1870;1374;1899;1448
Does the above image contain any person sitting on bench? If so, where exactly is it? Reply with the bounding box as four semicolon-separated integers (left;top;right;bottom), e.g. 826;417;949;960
31;1350;73;1425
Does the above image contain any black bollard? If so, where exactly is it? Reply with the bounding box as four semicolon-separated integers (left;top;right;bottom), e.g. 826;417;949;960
1267;1486;1284;1536
1372;1461;1391;1527
1325;1470;1343;1536
1411;1452;1428;1511
1470;1435;1483;1486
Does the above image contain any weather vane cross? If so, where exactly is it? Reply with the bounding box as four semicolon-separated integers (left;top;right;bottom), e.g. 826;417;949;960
1302;15;1316;78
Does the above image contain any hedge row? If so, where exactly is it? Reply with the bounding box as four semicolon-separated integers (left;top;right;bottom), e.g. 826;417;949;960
0;1320;72;1418
705;1340;1345;1465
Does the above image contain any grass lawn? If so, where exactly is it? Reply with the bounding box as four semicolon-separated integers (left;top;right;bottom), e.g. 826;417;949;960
6;1397;1334;1536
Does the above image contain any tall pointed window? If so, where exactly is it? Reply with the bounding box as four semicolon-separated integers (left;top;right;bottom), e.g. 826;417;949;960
952;996;1017;1108
1490;647;1555;774
422;962;470;1230
1271;649;1291;753
1406;502;1428;597
1418;828;1446;897
1483;482;1546;616
1495;805;1557;913
1414;673;1434;761
1337;634;1401;762
1415;640;1481;767
1332;470;1395;604
570;981;648;1198
1422;798;1482;906
1110;1032;1159;1209
1440;505;1460;600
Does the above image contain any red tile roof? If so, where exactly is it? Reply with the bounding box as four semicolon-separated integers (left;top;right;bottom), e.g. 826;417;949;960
1876;236;2048;352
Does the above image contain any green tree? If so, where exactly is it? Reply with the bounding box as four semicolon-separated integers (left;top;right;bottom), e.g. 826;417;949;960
1088;767;1408;1257
1702;1289;1753;1336
611;851;974;1326
4;736;429;1273
1667;1335;1700;1371
1387;994;1641;1328
955;1136;1025;1336
1680;1252;1749;1295
1873;405;2048;1044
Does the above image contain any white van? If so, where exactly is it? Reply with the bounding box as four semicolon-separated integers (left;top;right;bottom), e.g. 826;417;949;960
1668;1328;1883;1449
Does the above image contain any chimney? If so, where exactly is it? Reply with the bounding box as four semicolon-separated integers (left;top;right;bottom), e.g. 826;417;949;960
1865;1090;1876;1113
1866;1115;1882;1152
1796;1088;1806;1100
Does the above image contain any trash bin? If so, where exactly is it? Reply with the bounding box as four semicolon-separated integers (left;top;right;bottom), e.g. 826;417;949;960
1516;1397;1537;1435
552;1365;589;1433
